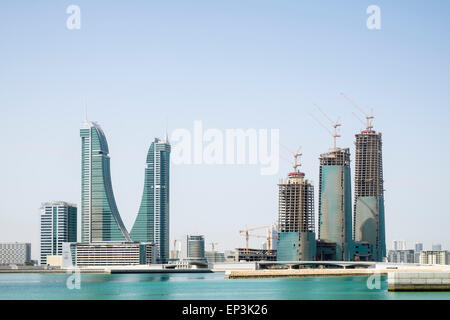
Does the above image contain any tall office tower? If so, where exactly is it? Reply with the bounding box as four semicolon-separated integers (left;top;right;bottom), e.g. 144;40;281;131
353;118;386;262
318;148;353;261
130;137;171;263
40;201;77;265
277;153;316;261
80;121;131;242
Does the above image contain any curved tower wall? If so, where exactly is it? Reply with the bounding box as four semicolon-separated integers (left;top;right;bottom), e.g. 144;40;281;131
80;121;131;242
131;138;170;264
318;148;353;261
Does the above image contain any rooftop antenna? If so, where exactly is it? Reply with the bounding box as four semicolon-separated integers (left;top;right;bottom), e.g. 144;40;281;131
84;98;88;122
310;103;342;150
340;93;374;131
165;116;169;143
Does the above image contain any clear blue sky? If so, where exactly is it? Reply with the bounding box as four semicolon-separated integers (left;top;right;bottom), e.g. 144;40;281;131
1;1;449;260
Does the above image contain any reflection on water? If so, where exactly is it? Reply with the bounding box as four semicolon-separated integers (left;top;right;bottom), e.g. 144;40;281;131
0;273;449;300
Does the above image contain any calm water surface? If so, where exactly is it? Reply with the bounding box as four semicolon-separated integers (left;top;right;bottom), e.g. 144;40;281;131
0;273;449;300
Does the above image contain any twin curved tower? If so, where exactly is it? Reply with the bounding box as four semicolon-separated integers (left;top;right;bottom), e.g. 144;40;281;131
80;121;170;263
130;138;171;264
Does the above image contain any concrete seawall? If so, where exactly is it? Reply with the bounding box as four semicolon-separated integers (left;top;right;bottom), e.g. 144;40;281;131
225;268;376;279
225;266;450;281
388;272;450;291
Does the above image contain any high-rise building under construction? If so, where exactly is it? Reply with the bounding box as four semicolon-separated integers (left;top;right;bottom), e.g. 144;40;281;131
277;152;316;261
340;92;386;262
318;147;353;261
353;127;386;262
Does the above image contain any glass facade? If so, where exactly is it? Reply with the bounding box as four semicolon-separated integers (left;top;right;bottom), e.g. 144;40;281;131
318;148;353;261
80;121;131;242
130;138;170;263
40;202;77;265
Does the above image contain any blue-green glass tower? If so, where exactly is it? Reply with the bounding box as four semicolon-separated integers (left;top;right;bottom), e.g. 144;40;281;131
131;137;171;263
318;147;353;261
80;121;131;243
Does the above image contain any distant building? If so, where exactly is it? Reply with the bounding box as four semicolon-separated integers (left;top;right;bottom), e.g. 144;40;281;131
432;244;442;251
0;243;31;265
130;137;171;264
420;251;448;265
387;250;415;264
169;250;180;260
64;242;155;267
224;250;237;262
235;248;276;262
414;243;423;263
205;251;226;265
40;201;77;265
393;240;407;251
415;243;423;252
180;235;206;263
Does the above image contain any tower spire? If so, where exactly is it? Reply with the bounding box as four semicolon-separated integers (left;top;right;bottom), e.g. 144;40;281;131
84;99;89;123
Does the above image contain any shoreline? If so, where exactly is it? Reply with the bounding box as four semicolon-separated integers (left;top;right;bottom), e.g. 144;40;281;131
224;267;450;279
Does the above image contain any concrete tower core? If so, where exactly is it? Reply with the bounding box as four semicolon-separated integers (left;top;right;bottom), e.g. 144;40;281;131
277;163;316;261
353;129;386;262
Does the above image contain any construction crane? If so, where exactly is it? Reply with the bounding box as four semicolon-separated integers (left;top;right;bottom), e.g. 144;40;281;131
280;144;302;173
172;239;180;260
244;229;279;252
209;242;218;264
340;92;374;131
310;103;342;150
352;111;366;129
239;226;280;253
293;146;302;173
239;226;269;254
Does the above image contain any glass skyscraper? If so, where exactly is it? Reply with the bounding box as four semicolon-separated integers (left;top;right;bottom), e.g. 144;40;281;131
40;201;77;265
80;121;131;242
131;137;170;263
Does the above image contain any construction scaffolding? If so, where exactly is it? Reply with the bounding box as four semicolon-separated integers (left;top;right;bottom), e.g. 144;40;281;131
278;172;315;233
353;130;386;262
354;131;383;197
319;148;351;166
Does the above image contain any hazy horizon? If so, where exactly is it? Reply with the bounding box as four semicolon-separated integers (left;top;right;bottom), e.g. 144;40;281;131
1;1;449;260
